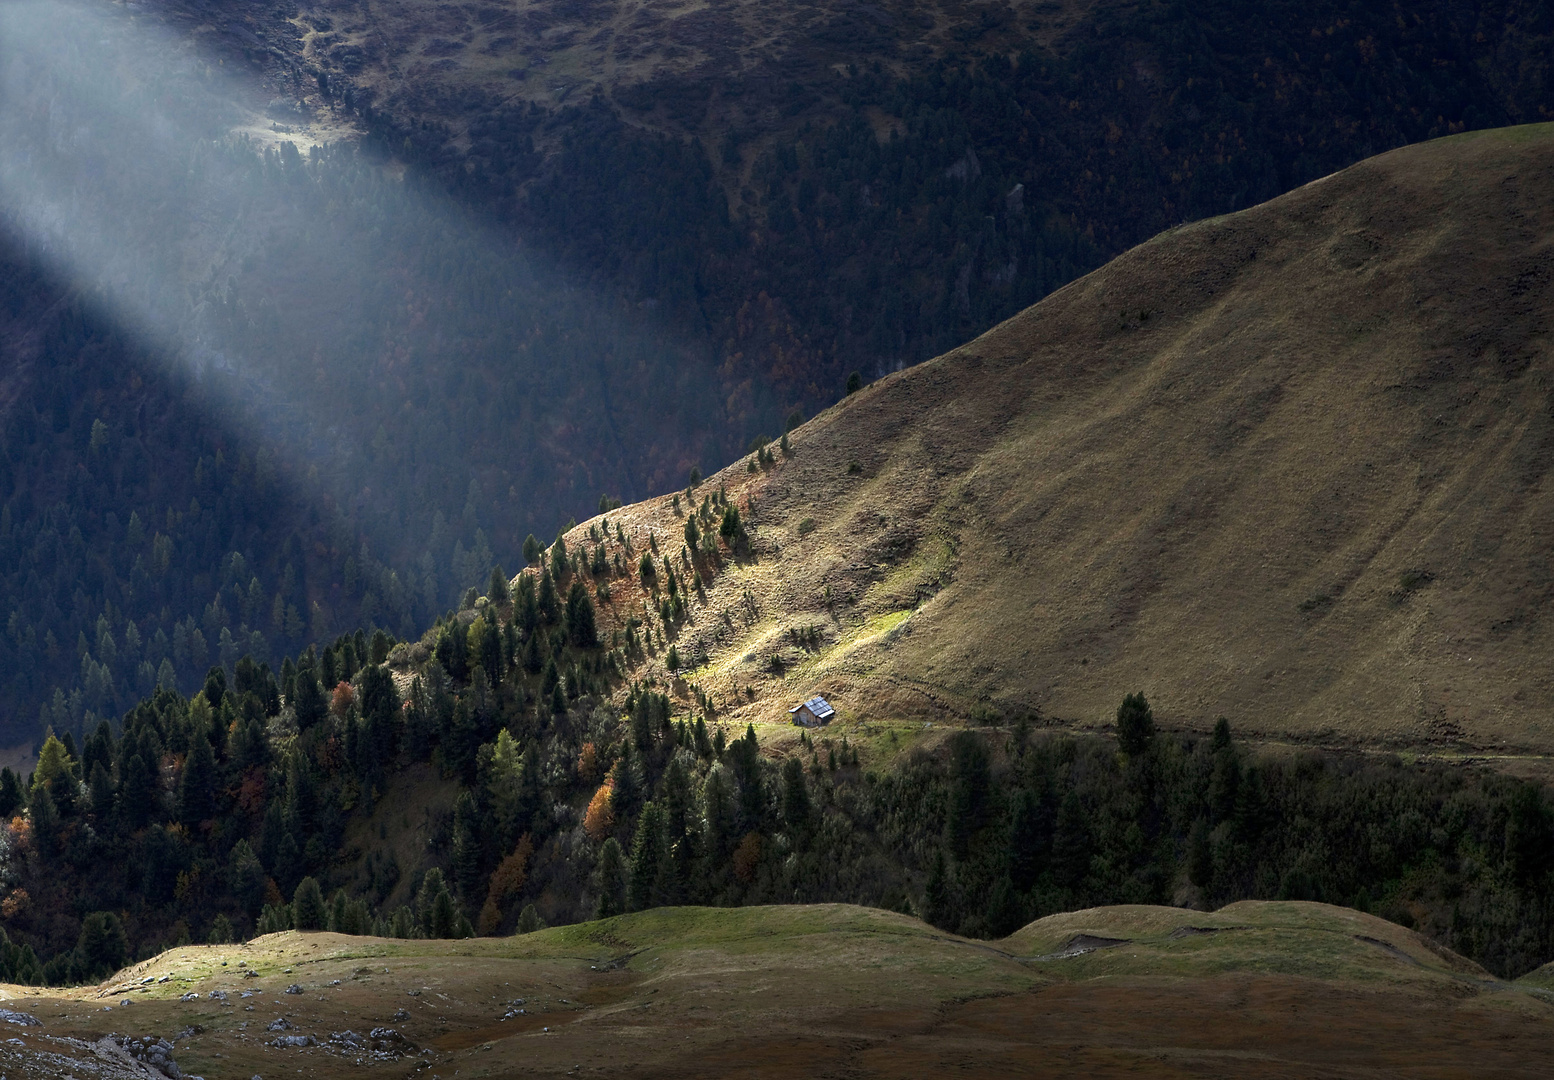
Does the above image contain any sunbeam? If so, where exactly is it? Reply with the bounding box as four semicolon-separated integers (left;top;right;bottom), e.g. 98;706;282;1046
0;0;734;581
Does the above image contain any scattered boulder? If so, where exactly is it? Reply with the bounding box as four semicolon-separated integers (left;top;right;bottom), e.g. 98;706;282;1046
107;1034;181;1079
0;1009;40;1026
284;984;304;995
270;1034;315;1048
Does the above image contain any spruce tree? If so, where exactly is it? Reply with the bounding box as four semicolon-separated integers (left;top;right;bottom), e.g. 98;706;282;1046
452;792;483;899
117;752;158;831
1052;790;1091;889
627;802;665;911
0;768;20;819
523;534;543;566
566;582;598;648
781;757;811;837
229;839;268;917
1115;692;1155;755
550;536;568;581
178;723;217;827
292;876;326;931
88;762;114;819
74;912;127;980
1007;788;1045;892
293;670;326;731
28;783;59;855
594;837;626;918
488;565;511;605
719;504;742;545
431;888;458;938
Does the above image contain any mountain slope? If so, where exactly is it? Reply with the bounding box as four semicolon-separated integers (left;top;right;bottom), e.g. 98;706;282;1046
579;122;1554;756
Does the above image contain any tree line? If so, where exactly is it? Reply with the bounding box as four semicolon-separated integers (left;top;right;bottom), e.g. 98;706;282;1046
5;527;1554;985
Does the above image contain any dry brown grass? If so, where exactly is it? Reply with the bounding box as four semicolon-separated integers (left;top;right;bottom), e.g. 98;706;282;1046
549;123;1554;764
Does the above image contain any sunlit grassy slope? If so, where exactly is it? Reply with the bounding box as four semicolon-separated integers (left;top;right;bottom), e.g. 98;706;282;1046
566;123;1554;760
5;900;1551;1077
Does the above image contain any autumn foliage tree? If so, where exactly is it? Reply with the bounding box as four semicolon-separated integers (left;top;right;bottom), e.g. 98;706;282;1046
584;781;615;841
477;834;534;936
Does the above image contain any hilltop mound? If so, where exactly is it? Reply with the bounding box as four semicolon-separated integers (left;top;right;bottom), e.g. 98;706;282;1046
5;900;1549;1077
570;123;1554;757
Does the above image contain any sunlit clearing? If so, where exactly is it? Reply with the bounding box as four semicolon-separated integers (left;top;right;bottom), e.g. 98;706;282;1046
0;0;729;575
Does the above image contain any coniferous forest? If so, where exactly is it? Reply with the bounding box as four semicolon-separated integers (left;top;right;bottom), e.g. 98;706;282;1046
6;532;1554;988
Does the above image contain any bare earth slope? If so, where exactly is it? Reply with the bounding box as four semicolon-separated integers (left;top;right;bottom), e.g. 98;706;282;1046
571;123;1554;758
3;901;1552;1077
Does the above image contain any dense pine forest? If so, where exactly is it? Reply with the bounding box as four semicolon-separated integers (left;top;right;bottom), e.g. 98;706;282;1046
4;521;1554;988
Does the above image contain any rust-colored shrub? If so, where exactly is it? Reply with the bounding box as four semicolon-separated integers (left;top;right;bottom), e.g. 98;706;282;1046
331;681;355;718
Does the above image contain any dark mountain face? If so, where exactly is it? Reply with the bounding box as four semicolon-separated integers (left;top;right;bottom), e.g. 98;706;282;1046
0;0;1551;741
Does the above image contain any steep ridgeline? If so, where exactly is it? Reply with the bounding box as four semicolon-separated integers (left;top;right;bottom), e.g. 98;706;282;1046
599;122;1554;757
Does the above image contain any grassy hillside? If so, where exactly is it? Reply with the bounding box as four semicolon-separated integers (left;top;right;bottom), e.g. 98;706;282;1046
6;0;1550;739
3;901;1551;1077
578;122;1554;758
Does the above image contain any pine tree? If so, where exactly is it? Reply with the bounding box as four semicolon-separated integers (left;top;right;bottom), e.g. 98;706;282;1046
178;722;217;827
488;565;510;606
229;839;268;917
627;802;665;911
1188;817;1214;890
117;752;159;832
550;536;568;581
922;849;953;928
594;837;626;918
523;534;543;566
566;582;598;648
74;912;127;979
292;670;326;731
0;769;20;820
780;757;811;836
944;732;990;858
1052;790;1091;889
1115;692;1155;755
719;504;742;544
431;888;458;939
292;877;326;931
29;783;59;855
1007;788;1045;892
452;792;483;899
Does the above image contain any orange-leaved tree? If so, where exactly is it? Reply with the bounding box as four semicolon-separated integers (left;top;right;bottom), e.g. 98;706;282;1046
477;834;534;936
584;780;615;841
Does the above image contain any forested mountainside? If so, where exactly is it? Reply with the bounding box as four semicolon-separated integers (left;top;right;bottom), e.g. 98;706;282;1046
6;519;1554;993
3;118;1554;987
291;0;1554;402
0;0;1549;740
